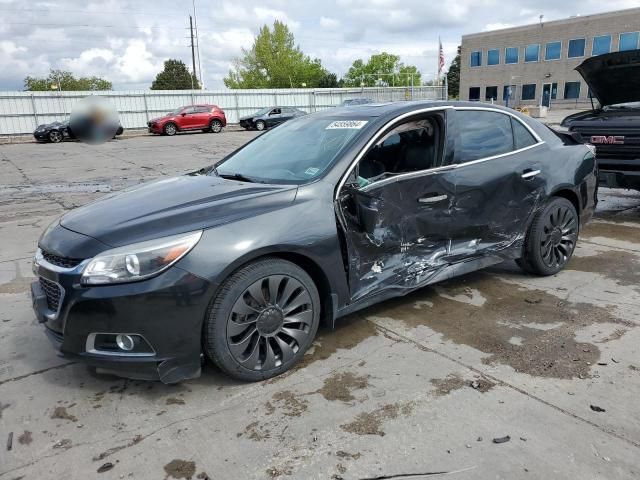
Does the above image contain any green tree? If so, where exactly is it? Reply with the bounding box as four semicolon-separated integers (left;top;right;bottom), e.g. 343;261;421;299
342;53;421;87
151;59;200;90
446;46;461;99
24;69;112;91
224;21;331;88
318;72;340;88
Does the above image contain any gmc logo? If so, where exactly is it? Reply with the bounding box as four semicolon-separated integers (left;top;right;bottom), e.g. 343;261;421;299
590;135;625;144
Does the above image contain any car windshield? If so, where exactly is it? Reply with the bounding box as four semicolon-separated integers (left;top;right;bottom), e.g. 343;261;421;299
604;102;640;110
168;107;183;115
215;115;369;184
254;107;271;116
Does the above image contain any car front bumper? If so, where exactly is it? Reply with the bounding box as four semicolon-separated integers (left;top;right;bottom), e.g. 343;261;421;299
31;256;214;383
147;123;163;134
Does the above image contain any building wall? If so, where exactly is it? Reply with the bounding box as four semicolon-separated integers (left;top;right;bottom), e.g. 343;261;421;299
460;8;640;109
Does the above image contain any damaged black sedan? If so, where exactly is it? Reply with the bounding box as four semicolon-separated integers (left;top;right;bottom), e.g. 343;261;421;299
32;101;597;383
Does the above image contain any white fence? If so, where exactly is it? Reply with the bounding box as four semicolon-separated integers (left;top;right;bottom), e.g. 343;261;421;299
0;86;447;135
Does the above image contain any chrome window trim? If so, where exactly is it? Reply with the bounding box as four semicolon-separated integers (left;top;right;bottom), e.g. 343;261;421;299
85;332;156;357
335;106;545;199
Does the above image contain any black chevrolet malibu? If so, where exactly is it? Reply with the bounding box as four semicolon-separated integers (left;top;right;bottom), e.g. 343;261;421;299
32;101;597;383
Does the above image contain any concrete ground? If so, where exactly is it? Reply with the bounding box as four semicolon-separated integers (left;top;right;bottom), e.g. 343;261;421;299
0;131;639;480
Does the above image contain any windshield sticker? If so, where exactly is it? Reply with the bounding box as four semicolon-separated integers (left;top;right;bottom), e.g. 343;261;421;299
326;120;368;130
304;167;320;176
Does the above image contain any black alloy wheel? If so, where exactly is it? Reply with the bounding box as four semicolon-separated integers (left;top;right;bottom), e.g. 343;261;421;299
204;258;320;381
519;197;578;275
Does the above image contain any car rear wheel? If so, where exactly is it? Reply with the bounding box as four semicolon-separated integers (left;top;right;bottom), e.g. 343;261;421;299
48;130;63;143
204;258;320;381
209;119;223;133
163;123;177;136
255;120;266;131
518;197;578;276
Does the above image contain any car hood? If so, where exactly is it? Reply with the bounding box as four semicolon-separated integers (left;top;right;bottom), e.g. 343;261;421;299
576;50;640;107
37;121;67;129
59;174;298;247
149;114;175;123
239;114;257;121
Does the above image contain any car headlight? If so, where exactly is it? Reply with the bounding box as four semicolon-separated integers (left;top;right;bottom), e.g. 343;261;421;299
81;231;202;285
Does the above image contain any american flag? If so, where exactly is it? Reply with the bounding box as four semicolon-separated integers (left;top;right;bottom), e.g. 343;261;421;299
438;37;445;77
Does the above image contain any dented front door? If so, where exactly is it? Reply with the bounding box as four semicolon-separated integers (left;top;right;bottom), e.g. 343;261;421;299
338;168;457;302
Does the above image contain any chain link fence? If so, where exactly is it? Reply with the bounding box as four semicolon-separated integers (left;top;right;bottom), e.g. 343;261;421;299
0;86;447;135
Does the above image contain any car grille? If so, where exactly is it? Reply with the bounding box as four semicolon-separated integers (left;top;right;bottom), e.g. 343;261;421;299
39;277;62;312
41;250;83;269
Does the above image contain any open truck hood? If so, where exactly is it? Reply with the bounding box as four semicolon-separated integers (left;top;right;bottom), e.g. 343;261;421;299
576;50;640;107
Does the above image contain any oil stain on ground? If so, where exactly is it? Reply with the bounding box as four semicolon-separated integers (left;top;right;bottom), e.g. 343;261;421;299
164;459;196;479
315;371;370;402
430;374;466;396
366;272;627;379
567;250;640;287
582;221;640;244
341;402;414;437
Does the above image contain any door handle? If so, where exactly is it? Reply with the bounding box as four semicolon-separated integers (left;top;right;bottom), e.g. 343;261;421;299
521;169;541;179
418;194;448;204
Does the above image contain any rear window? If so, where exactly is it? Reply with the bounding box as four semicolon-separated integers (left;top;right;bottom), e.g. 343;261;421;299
512;118;537;149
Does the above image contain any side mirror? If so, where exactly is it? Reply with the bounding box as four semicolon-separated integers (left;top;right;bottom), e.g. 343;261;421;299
181;112;187;116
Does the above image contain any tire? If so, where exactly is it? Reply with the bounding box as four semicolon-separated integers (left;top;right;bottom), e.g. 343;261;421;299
48;130;63;143
209;119;223;133
518;197;578;276
163;123;177;136
204;258;320;381
255;120;266;131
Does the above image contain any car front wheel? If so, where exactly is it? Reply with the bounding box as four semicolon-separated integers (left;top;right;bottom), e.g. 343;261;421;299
163;123;177;136
48;130;63;143
255;120;266;131
518;197;578;276
209;119;223;133
204;258;320;381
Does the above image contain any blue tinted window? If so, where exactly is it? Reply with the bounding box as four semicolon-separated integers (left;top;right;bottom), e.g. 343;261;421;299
522;84;536;101
568;38;585;57
505;47;518;64
470;51;482;67
592;35;611;55
620;32;639;51
487;49;500;65
525;44;539;62
545;41;561;60
564;82;581;99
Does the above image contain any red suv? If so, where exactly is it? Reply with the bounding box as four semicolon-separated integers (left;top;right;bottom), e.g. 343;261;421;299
147;104;227;136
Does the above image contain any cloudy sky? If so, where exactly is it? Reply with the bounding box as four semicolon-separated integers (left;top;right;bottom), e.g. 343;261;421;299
0;0;637;91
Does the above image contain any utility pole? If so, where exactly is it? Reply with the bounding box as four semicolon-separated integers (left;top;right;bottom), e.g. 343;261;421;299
189;15;198;88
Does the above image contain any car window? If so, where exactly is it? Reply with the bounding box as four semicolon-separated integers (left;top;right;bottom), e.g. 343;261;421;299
182;107;196;115
357;116;442;187
271;108;281;115
512;118;538;149
456;111;514;163
194;106;209;113
216;115;367;184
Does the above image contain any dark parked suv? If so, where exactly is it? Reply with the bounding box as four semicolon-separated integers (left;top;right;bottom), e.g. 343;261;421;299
32;101;596;383
561;50;640;190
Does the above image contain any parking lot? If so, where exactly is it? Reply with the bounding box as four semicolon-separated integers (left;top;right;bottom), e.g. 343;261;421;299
1;131;639;479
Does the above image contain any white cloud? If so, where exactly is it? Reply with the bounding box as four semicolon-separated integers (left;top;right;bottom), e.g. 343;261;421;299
320;17;340;29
